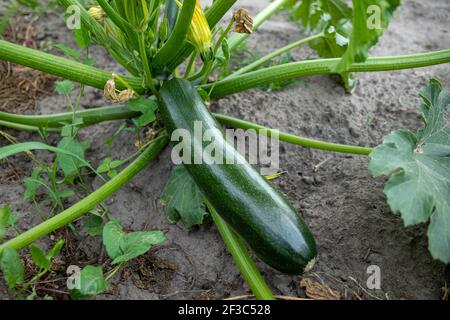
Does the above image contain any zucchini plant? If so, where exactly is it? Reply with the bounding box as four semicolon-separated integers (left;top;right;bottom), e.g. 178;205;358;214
0;0;449;300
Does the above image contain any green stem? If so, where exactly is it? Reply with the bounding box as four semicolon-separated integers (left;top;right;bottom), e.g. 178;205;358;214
0;106;372;155
205;49;450;98
0;134;168;254
205;200;275;300
184;50;198;78
0;105;139;128
0;40;146;92
228;33;324;78
152;0;196;69
166;0;238;70
137;32;158;95
0;120;60;133
214;113;372;155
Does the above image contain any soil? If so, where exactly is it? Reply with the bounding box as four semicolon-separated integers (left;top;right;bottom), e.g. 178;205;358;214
1;0;450;300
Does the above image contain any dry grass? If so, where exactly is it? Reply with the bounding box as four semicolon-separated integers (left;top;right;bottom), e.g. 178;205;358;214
0;15;58;114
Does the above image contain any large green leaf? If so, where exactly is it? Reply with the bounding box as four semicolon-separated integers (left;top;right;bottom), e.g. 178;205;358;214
369;79;450;263
285;0;400;91
335;0;400;73
160;165;209;228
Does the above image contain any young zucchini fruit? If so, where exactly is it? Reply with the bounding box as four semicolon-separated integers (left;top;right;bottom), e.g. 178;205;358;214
158;78;317;274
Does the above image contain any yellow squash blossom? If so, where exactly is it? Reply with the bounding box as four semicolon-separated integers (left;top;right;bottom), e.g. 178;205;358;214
187;0;212;58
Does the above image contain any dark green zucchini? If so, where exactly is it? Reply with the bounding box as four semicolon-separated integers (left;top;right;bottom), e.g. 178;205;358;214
158;78;317;274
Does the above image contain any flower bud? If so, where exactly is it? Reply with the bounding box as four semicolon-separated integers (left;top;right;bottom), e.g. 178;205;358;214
88;5;106;22
187;0;213;58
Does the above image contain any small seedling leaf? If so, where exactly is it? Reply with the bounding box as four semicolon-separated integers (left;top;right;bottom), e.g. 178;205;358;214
70;265;109;299
102;220;165;264
47;239;65;259
0;203;11;242
0;248;24;289
55;80;75;96
30;244;51;271
112;231;165;264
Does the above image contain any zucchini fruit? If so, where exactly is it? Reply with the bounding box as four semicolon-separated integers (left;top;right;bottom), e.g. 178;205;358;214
159;78;317;274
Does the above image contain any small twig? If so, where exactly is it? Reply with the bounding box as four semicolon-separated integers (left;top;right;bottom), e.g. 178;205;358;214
36;287;69;295
313;157;332;172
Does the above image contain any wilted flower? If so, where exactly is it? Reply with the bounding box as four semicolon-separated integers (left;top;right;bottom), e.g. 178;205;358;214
233;8;253;34
103;77;134;102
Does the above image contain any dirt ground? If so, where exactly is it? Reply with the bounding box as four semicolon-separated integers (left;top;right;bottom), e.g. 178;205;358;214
1;0;449;300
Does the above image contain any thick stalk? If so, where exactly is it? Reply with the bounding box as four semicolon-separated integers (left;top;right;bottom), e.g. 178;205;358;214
228;33;324;78
206;49;450;98
205;200;275;300
0;40;146;92
0;105;139;128
214;113;372;155
152;0;196;68
0;134;168;254
0;106;372;155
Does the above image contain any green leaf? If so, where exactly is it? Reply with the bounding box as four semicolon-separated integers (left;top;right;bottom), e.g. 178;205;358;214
83;214;104;237
57;137;90;183
55;80;75;96
47;239;65;259
160;165;209;228
16;0;38;9
70;265;109;299
0;142;95;173
102;220;124;259
102;220;165;264
335;0;400;74
127;98;158;128
97;158;125;174
73;25;91;49
24;167;44;200
285;0;399;91
112;230;165;264
30;244;51;271
56;188;75;199
0;203;11;242
286;0;352;31
369;79;450;263
0;248;24;289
